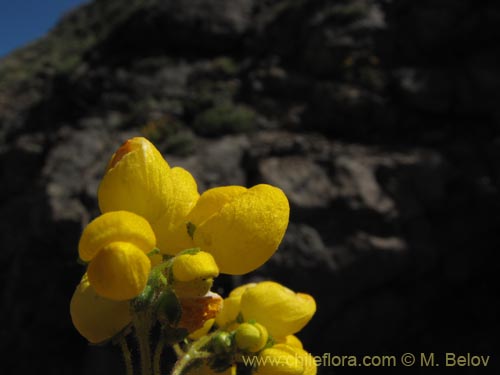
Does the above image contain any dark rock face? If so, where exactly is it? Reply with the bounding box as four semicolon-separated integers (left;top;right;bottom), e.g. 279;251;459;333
1;0;499;374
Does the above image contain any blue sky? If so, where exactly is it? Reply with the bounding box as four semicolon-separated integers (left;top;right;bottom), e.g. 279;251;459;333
0;0;88;57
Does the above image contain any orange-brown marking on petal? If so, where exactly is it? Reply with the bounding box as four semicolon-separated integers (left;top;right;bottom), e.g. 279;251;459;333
178;292;223;333
107;139;135;171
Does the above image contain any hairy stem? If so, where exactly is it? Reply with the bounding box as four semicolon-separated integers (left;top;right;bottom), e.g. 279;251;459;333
153;339;164;375
119;336;134;375
134;311;153;375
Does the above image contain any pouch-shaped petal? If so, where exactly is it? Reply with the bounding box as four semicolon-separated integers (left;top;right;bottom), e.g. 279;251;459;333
240;282;316;338
172;251;220;298
256;344;316;375
276;335;303;349
79;211;156;262
98;137;173;223
193;184;289;275
187;186;247;226
70;274;131;343
172;251;219;282
152;167;200;254
87;241;151;301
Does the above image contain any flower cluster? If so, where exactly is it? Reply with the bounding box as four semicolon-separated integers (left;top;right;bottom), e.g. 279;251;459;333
69;137;316;375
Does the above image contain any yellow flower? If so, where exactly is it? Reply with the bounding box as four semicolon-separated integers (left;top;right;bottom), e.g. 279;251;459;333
171;251;220;297
98;137;173;223
276;335;303;349
235;322;269;352
215;283;255;328
97;137;199;254
240;282;316;339
79;211;156;300
188;185;290;274
256;344;316;375
70;274;131;343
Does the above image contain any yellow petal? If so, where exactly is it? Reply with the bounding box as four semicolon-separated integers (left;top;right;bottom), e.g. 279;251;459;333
187;186;247;226
172;251;218;297
193;184;290;274
215;283;255;328
188;318;215;340
87;242;151;301
152;167;200;255
98;137;172;223
240;282;316;338
172;251;219;282
276;335;303;349
79;211;156;261
70;274;131;343
229;283;256;298
256;344;316;375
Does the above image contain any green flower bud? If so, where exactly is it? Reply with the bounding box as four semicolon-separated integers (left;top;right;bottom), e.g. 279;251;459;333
235;322;268;353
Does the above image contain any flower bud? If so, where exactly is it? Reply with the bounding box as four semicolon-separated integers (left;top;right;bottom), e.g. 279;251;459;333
235;322;268;352
70;274;131;343
172;251;219;298
240;282;316;339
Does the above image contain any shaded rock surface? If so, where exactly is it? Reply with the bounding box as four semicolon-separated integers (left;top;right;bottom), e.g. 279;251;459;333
1;0;499;374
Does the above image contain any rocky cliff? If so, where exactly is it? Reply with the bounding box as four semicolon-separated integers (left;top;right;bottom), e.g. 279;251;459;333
1;0;499;374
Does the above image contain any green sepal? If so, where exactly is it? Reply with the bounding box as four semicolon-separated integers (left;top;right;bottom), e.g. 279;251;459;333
186;222;196;239
147;247;161;257
156;287;182;326
177;247;201;256
263;334;275;350
236;313;244;324
211;331;234;355
133;285;154;312
149;259;172;288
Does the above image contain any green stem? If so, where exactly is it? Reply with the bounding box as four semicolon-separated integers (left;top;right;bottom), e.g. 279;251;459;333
119;336;134;375
153;339;165;375
171;336;213;375
134;311;153;375
173;343;185;358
